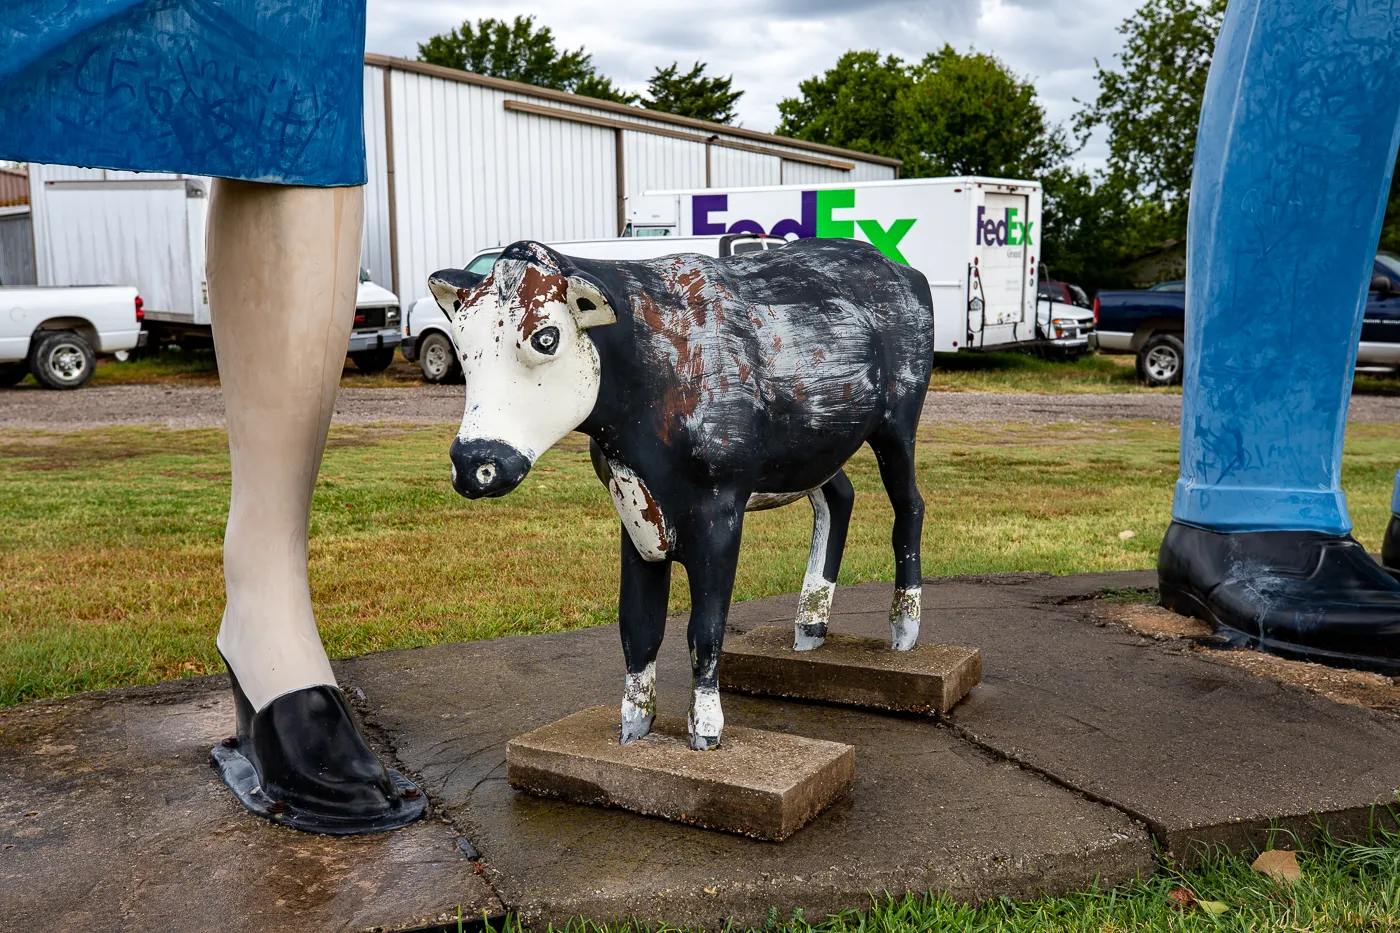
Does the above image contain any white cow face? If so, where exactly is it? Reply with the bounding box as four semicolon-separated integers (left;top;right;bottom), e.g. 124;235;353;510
429;247;616;499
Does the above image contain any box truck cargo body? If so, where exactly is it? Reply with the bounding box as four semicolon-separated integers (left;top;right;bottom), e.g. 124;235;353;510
626;178;1061;353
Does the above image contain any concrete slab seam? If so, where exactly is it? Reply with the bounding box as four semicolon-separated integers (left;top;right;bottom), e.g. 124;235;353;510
341;675;508;908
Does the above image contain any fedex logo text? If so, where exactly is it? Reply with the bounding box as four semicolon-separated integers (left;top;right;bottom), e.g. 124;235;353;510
692;189;917;263
977;206;1033;247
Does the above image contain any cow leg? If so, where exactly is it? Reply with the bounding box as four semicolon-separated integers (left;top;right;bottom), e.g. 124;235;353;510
618;528;672;743
870;430;925;650
681;495;746;750
794;470;855;650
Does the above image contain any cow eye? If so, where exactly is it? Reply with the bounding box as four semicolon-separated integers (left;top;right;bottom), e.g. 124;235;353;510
530;326;560;355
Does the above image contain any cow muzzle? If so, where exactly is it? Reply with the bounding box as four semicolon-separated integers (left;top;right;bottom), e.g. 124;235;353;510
449;438;531;499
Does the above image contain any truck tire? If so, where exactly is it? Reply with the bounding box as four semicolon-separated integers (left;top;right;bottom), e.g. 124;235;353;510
0;362;27;387
1136;333;1184;387
417;331;460;384
29;330;96;390
350;347;396;373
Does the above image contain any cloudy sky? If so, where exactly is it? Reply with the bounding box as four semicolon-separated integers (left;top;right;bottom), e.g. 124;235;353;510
366;0;1141;171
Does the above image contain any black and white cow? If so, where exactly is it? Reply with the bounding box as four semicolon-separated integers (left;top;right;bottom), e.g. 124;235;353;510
428;238;934;750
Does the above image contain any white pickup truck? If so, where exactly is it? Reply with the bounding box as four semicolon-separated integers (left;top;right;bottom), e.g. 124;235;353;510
0;285;146;389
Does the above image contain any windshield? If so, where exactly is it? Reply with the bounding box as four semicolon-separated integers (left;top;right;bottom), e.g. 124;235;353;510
1376;253;1400;280
465;252;500;275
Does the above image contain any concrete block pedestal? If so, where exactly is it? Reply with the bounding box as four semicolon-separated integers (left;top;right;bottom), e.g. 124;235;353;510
721;626;982;714
506;705;855;841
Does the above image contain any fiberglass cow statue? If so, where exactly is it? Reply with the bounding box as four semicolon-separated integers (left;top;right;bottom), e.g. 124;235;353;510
428;238;935;751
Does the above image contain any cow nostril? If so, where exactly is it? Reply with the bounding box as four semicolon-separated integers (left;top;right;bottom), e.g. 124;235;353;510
476;462;498;487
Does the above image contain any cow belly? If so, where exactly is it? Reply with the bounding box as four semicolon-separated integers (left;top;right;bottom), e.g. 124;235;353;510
745;490;812;512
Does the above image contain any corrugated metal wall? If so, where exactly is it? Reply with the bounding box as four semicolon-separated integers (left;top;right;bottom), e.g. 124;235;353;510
782;160;863;186
0;208;35;286
621;132;706;204
362;60;900;307
384;70;619;305
362;65;393;290
711;147;782;188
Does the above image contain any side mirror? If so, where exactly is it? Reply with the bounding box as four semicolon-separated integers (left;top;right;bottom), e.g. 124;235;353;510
1371;274;1393;295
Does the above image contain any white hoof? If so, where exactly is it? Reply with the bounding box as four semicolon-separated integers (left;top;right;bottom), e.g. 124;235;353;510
889;585;922;651
688;686;724;750
619;663;656;744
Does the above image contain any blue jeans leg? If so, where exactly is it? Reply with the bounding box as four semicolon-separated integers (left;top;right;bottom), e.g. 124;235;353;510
1174;0;1400;534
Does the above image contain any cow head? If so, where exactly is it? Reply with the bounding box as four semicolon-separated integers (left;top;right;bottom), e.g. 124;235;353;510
429;241;617;499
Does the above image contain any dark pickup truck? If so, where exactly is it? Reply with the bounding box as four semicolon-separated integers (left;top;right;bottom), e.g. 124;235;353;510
1093;253;1400;385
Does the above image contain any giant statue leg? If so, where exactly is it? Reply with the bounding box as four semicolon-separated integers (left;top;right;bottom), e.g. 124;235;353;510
206;180;425;833
1158;0;1400;672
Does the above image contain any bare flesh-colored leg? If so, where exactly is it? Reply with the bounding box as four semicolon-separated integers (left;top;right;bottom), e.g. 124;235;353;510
208;179;359;710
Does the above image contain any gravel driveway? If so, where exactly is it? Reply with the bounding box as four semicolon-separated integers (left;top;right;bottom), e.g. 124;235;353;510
2;382;1399;431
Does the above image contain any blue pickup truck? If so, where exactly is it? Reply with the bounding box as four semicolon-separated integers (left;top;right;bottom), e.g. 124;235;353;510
1094;253;1400;385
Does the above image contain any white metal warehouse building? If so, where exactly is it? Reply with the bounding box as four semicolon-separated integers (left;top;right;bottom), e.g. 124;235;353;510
360;55;901;307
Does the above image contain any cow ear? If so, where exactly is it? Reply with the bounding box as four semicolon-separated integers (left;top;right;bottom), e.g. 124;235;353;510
428;267;481;314
566;276;617;330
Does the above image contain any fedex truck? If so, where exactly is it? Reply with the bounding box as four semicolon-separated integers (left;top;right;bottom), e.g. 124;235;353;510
626;177;1092;355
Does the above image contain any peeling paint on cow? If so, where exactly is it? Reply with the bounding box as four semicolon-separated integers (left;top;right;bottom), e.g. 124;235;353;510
606;460;670;561
889;585;923;651
688;686;724;750
620;661;657;744
793;487;835;651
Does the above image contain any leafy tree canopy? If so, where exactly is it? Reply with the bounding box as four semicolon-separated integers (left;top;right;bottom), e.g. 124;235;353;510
777;47;1065;180
417;15;637;104
897;46;1068;179
775;51;911;161
1075;0;1226;240
644;62;744;124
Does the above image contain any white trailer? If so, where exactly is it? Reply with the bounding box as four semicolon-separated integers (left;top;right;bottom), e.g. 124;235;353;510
626;177;1090;354
25;164;404;371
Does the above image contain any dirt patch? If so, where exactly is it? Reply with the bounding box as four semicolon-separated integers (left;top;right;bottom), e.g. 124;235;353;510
0;430;225;471
1086;599;1400;713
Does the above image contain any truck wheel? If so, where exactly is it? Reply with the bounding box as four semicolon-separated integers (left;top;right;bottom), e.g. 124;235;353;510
350;347;396;373
1136;333;1184;387
0;362;27;387
418;332;460;384
30;330;96;390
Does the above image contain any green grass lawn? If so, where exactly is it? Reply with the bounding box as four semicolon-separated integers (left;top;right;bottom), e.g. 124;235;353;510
4;419;1399;707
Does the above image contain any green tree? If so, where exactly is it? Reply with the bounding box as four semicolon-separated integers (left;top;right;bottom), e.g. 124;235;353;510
775;51;912;161
643;62;743;124
896;46;1068;179
417;15;637;104
1075;0;1226;242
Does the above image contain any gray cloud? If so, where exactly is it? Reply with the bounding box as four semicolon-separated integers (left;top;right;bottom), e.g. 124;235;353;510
367;0;1139;169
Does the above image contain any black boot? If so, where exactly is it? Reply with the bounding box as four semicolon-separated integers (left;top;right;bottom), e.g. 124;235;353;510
210;666;427;834
1158;521;1400;675
1382;514;1400;583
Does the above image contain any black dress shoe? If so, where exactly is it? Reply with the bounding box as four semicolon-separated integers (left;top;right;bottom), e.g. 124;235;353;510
1383;514;1400;583
210;667;427;835
1158;521;1400;675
